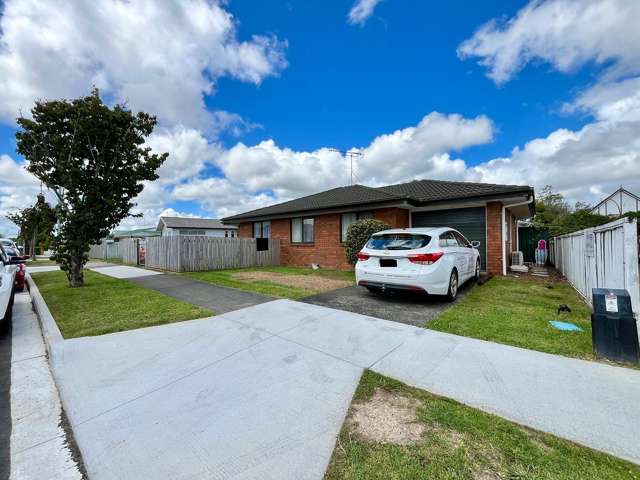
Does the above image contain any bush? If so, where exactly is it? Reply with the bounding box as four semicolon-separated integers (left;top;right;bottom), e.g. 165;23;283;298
344;218;390;264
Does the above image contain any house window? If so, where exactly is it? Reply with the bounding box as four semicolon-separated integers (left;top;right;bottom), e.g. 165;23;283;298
253;221;270;238
291;217;314;243
341;211;374;242
179;229;206;236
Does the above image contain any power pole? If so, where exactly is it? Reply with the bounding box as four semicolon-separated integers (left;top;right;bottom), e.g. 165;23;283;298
329;148;363;185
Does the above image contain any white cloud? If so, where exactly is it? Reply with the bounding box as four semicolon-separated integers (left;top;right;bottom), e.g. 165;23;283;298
0;0;287;131
468;121;640;204
214;112;493;199
147;126;223;185
458;0;640;85
348;0;383;26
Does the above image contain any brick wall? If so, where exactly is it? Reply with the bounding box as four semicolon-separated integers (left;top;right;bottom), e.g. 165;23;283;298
375;207;410;228
238;207;410;269
486;201;503;275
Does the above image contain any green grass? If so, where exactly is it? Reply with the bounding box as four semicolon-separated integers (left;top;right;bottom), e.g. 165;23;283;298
325;370;640;480
428;276;595;360
31;270;212;338
184;266;355;300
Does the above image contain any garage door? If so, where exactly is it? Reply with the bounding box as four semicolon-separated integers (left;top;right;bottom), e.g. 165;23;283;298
412;207;487;270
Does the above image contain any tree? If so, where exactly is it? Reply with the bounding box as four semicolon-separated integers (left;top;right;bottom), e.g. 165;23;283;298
6;194;57;258
532;186;611;236
16;89;167;287
344;218;390;264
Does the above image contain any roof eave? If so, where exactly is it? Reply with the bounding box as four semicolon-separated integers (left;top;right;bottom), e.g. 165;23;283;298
222;199;412;224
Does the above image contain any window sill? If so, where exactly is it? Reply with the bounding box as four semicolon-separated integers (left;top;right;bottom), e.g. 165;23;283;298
290;242;315;247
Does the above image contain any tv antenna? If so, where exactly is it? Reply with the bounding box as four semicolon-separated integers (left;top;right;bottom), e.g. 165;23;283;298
329;148;363;185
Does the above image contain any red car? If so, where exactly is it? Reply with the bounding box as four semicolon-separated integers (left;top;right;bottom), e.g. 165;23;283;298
5;247;26;292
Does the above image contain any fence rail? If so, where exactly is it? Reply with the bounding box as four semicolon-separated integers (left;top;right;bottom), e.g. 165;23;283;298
90;236;280;273
551;217;639;314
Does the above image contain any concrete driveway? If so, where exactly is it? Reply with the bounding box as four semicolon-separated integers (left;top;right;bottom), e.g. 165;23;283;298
302;281;473;327
49;299;640;479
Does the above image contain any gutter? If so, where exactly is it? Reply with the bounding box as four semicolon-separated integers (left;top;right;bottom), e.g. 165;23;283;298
501;195;534;276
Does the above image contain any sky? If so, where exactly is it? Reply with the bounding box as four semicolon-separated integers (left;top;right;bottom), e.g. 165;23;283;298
1;0;639;235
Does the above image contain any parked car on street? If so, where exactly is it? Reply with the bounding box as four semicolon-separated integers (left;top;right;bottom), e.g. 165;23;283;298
355;227;481;300
4;246;26;292
0;245;18;332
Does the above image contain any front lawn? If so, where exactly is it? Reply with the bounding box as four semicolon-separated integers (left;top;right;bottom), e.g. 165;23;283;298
184;266;355;300
325;371;639;480
428;276;594;360
31;270;212;338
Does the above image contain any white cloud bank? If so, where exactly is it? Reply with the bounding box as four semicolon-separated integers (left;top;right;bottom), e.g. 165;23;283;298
348;0;383;26
0;0;287;131
2;0;640;236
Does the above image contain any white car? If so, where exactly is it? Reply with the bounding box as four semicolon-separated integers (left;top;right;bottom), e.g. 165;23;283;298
355;227;481;301
0;244;17;332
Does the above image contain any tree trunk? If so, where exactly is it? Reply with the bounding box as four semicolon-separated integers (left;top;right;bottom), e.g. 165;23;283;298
68;255;84;288
31;226;38;257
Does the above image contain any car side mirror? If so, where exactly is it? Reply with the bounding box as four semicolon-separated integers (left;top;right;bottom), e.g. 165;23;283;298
470;241;481;248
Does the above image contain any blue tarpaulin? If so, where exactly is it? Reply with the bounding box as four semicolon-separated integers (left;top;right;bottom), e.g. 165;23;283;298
549;320;583;332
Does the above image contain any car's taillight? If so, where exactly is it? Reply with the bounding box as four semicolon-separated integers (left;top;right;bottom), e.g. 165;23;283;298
409;252;444;265
356;251;370;261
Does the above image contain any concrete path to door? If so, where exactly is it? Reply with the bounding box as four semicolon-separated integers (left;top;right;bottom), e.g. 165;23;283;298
51;299;640;480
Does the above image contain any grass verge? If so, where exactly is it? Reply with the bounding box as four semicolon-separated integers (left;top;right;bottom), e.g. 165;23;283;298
325;370;640;480
24;259;58;266
184;266;355;300
31;270;212;338
428;276;594;360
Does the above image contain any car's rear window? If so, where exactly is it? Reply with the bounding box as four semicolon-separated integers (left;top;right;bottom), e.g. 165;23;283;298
366;233;431;250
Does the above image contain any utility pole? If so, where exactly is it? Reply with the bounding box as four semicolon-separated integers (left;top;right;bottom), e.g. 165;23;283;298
329;148;363;185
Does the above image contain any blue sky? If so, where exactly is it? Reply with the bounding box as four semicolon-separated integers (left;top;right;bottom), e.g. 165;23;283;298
0;0;639;234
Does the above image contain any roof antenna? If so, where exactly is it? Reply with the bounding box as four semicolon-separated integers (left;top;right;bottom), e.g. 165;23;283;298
329;148;363;186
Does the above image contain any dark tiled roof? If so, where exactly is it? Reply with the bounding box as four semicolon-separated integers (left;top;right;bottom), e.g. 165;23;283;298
380;179;531;203
159;217;238;230
222;179;532;222
222;185;403;221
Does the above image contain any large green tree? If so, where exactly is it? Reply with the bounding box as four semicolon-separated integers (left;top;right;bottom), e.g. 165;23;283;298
16;89;167;287
6;193;58;257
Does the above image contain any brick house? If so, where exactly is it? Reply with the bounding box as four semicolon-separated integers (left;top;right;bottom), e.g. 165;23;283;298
222;179;534;275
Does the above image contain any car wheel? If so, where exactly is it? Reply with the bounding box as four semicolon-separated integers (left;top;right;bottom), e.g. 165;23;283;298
446;269;458;302
474;259;480;280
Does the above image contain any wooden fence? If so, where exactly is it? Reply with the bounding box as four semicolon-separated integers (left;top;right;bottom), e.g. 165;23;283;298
144;236;280;272
551;217;639;314
88;238;137;265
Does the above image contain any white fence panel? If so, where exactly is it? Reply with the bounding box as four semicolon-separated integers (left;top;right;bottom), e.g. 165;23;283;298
551;217;639;314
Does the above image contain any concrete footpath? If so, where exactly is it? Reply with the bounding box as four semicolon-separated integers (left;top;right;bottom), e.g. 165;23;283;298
47;299;640;480
9;293;83;480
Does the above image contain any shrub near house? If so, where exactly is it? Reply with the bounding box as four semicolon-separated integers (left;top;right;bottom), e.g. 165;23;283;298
344;219;390;264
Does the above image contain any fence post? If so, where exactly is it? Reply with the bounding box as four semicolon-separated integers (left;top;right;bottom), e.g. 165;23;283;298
622;219;640;317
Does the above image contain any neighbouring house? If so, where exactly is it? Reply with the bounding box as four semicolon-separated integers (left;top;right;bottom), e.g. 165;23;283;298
222;179;535;275
590;187;640;217
156;216;239;238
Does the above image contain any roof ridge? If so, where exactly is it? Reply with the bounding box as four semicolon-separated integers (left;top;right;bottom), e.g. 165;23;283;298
384;178;531;189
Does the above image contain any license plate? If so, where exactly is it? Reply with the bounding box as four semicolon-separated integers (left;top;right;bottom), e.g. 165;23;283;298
379;258;397;268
